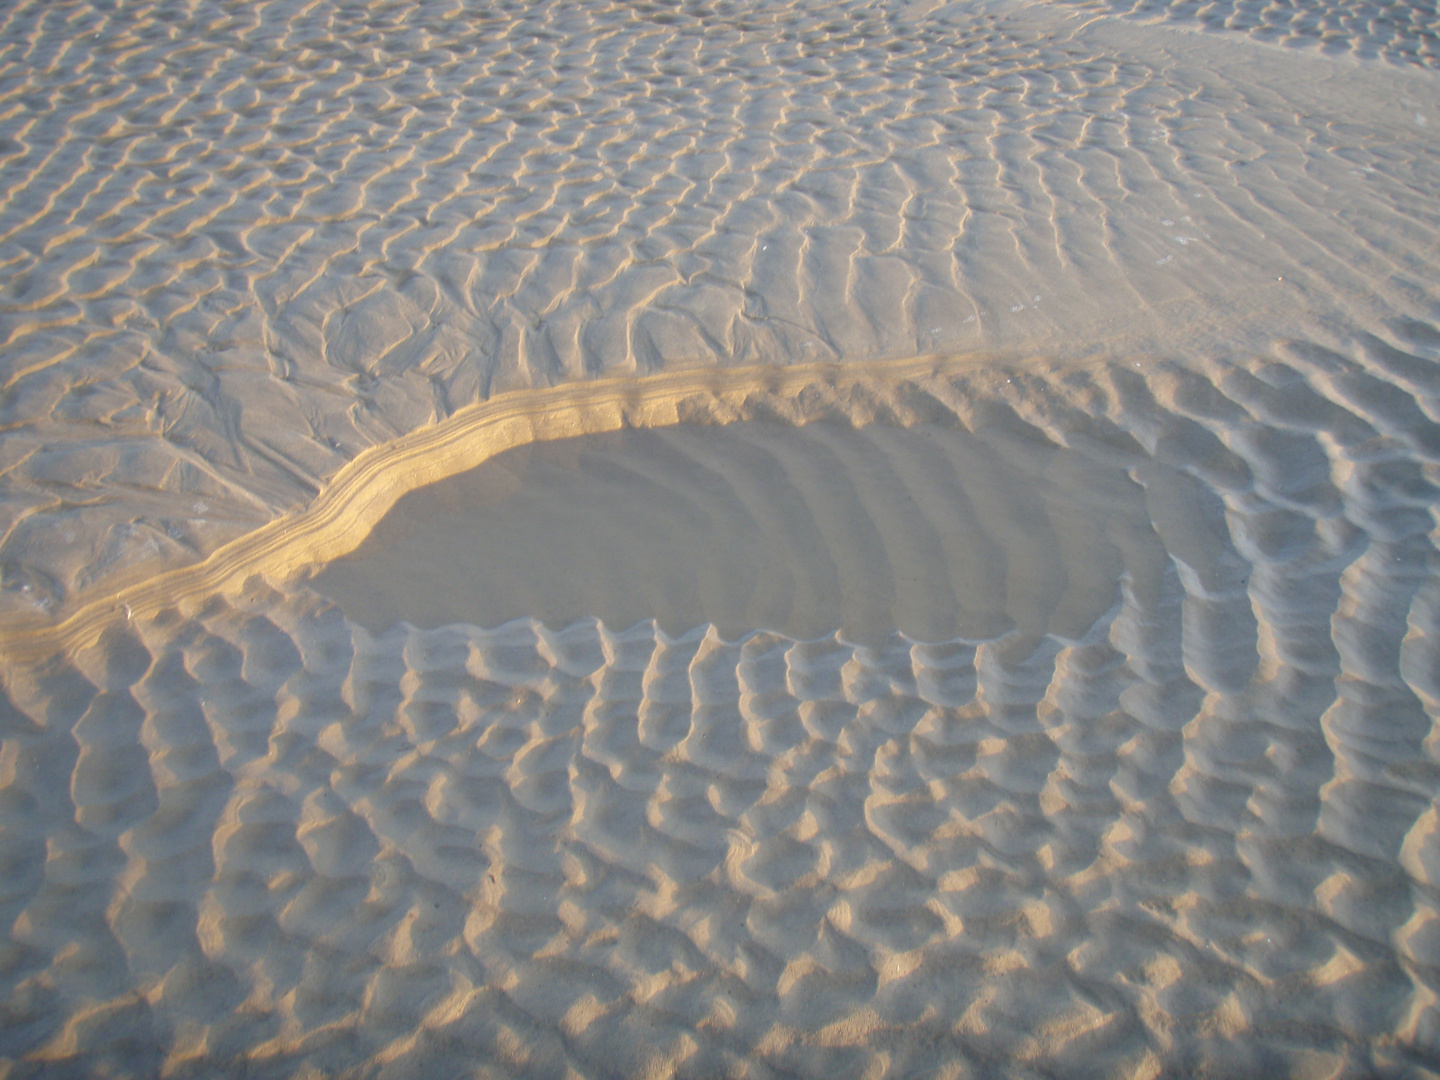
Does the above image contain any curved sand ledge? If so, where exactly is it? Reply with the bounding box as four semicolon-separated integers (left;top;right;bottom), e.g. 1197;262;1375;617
0;352;1048;659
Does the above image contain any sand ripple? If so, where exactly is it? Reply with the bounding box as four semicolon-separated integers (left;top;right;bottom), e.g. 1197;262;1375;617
1057;0;1440;67
3;0;1440;1072
4;347;1440;1073
1;0;1438;615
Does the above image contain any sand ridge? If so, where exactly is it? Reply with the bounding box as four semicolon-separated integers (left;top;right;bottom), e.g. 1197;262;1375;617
1051;0;1440;67
1;551;1437;1075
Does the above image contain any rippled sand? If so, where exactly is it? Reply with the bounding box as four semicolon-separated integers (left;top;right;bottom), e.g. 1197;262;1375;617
3;0;1439;619
3;0;1440;1076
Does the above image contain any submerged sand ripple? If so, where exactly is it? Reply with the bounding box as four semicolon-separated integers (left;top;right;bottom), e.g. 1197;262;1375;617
1;0;1438;616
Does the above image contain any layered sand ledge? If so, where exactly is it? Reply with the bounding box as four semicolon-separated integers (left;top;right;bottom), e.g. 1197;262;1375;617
3;353;1045;656
5;347;1440;1075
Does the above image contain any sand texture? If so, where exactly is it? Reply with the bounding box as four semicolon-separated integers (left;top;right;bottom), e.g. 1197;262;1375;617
3;0;1440;1075
1054;0;1440;66
1;0;1439;618
3;591;1438;1078
5;353;1440;1075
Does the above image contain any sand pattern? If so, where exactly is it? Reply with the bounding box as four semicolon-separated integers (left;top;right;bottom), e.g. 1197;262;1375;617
2;0;1439;618
1056;0;1440;67
4;0;1440;1073
5;347;1440;1074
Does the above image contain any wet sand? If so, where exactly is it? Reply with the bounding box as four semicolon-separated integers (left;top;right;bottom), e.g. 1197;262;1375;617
2;0;1440;1076
312;415;1164;646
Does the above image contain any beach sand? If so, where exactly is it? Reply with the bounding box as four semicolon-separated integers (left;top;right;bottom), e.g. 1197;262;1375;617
2;0;1440;1075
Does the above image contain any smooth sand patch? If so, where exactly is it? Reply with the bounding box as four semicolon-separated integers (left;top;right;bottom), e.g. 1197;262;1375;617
310;417;1174;647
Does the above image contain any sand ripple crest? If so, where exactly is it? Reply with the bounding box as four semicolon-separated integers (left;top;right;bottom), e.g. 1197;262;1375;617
3;0;1440;1071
